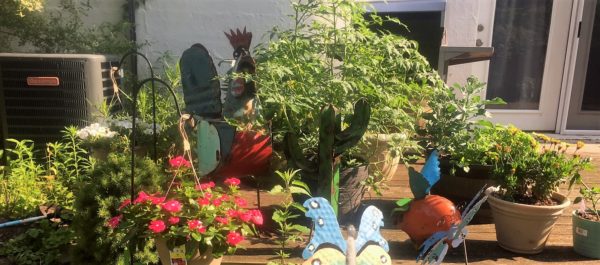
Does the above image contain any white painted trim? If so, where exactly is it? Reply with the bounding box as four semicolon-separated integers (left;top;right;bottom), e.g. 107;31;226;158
557;0;584;134
365;0;446;12
559;129;600;136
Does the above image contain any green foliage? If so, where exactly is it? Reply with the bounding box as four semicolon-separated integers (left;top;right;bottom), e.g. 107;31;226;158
421;76;505;155
487;126;592;203
1;139;45;219
0;0;135;54
0;219;74;265
255;0;442;160
70;152;165;264
574;185;600;222
268;170;311;265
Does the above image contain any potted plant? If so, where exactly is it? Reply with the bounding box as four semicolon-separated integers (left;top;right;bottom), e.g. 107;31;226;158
107;156;263;265
485;129;591;254
254;0;443;194
76;123;118;160
571;142;599;259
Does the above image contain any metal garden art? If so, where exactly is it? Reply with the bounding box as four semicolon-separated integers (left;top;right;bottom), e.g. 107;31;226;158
395;151;488;264
301;197;391;265
284;99;370;217
179;27;271;180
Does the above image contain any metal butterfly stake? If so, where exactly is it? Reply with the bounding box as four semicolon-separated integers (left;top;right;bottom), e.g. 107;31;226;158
395;151;488;265
302;197;391;265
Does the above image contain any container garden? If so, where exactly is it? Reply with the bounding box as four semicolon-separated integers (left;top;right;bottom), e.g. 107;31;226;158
572;211;600;259
156;238;222;265
485;187;570;254
360;133;401;182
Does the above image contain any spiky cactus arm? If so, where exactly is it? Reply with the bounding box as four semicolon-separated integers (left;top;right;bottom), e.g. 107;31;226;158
318;104;339;213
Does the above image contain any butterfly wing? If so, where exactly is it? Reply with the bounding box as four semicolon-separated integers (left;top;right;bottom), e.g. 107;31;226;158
355;206;389;252
453;191;488;244
416;231;448;261
302;197;347;259
421;240;449;265
356;245;392;265
409;151;440;199
302;248;346;265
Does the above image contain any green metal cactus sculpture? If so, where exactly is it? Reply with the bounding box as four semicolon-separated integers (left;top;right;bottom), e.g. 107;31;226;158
284;98;370;214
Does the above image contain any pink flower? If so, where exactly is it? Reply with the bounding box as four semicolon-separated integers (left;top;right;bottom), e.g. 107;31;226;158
220;194;230;201
215;216;229;225
224;177;241;186
187;220;201;230
234;197;248;207
250;209;263;225
107;215;122;228
238;211;252;222
168;216;180;225
226;231;244;246
227;209;238;218
197;225;206;233
212;198;222;207
150;196;166;205
169;156;191;168
133;191;150;204
148;220;166;233
195;181;215;190
161;200;182;213
197;197;210;206
118;199;131;210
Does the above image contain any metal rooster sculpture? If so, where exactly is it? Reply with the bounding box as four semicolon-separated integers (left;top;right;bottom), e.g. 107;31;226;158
395;151;488;265
179;27;271;179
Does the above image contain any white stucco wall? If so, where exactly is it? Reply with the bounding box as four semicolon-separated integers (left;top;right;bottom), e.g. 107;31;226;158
135;0;293;74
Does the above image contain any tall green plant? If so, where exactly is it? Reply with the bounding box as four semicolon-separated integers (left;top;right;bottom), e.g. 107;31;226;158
255;0;442;154
268;170;311;265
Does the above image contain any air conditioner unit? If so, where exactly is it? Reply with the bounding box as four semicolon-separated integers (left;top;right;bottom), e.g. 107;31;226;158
0;53;118;147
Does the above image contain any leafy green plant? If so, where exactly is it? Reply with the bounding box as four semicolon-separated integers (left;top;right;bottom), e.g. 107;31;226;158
0;219;74;265
70;152;165;264
0;139;45;219
0;0;135;54
268;169;311;265
254;0;443;167
421;76;505;155
489;127;592;204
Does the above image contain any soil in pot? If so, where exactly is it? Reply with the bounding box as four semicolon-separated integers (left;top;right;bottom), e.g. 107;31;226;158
572;211;600;259
485;187;570;254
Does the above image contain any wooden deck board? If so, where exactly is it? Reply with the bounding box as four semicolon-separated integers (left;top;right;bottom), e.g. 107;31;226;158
227;144;600;264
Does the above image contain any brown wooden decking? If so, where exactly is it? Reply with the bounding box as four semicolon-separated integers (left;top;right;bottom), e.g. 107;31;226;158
228;143;600;264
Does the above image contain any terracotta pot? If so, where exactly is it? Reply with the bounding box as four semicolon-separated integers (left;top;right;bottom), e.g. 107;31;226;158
485;187;570;254
573;211;600;259
155;238;223;265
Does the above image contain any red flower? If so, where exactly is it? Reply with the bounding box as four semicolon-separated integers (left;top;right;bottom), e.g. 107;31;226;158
212;198;222;207
168;216;180;225
197;197;210;206
118;199;131;210
238;211;252;222
107;215;122;228
187;220;202;230
224;177;241;186
195;181;215;190
203;192;213;199
226;231;244;246
197;225;206;233
133;191;150;204
161;200;182;213
215;216;229;225
234;197;247;207
148;220;166;233
150;196;166;205
250;209;263;225
169;156;191;168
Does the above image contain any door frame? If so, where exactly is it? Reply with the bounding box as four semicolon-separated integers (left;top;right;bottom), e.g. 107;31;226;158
478;0;575;131
558;0;600;135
